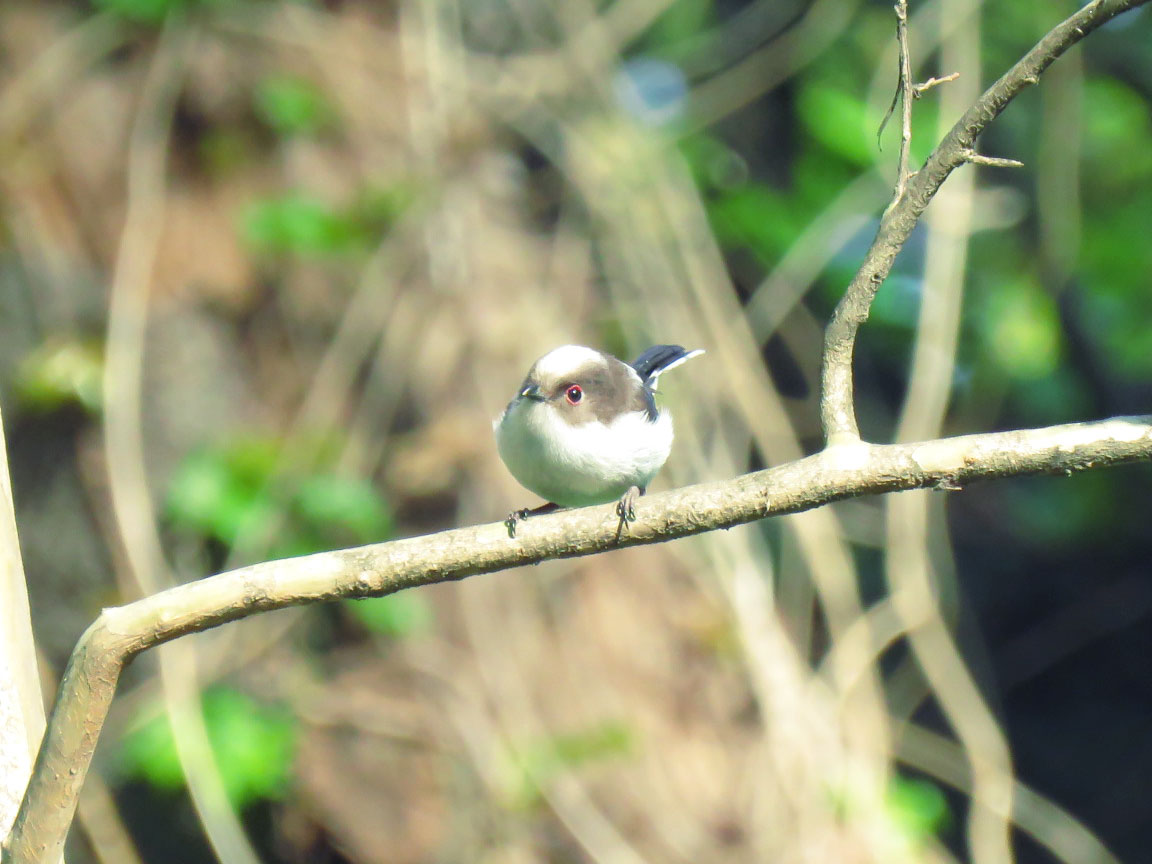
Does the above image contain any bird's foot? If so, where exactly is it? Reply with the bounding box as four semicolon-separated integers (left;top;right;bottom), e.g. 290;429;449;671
505;502;561;538
614;485;643;539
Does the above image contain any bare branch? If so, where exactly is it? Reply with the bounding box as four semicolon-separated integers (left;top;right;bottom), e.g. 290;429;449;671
892;0;915;204
6;415;1152;864
914;72;960;98
820;0;1150;444
960;147;1026;168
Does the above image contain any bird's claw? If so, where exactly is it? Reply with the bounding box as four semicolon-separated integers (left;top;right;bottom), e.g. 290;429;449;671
615;498;636;523
614;486;642;538
504;509;530;538
505;502;561;538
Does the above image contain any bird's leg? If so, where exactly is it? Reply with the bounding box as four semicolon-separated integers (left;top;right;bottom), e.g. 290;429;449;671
505;501;562;538
614;485;643;538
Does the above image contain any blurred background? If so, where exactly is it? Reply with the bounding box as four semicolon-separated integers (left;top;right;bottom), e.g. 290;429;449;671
2;0;1151;862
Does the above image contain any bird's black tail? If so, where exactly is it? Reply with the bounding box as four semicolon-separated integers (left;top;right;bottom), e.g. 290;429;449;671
630;345;705;387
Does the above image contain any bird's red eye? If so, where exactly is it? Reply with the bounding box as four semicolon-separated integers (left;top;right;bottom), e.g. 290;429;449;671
566;385;583;405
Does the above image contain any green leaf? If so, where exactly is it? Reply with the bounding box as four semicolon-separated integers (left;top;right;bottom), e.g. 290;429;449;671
887;776;951;843
117;709;186;791
254;76;333;137
347;593;432;637
165;448;239;533
206;689;296;807
1079;198;1152;378
14;340;104;414
349;184;420;234
165;438;391;556
548;721;634;766
648;0;717;50
242;194;365;257
797;81;875;168
221;437;281;487
979;279;1062;380
708;183;797;264
118;688;297;809
293;474;392;542
165;446;277;545
1082;77;1152;188
92;0;238;24
93;0;188;23
791;147;862;209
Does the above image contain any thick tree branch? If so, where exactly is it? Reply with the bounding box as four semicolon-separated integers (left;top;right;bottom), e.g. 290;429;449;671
820;0;1149;443
6;415;1152;863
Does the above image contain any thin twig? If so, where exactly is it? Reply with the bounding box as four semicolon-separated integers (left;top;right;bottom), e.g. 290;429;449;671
960;147;1025;168
893;0;915;204
819;0;1149;444
914;71;960;97
6;415;1152;864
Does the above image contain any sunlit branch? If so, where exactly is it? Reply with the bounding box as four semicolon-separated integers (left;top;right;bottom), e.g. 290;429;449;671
6;416;1152;864
819;0;1149;444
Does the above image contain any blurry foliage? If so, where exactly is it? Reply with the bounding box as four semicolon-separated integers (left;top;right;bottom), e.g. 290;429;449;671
164;437;392;559
118;687;296;809
504;721;636;809
242;194;368;258
797;80;877;168
1001;471;1120;551
1081;77;1152;186
197;128;252;178
165;438;435;636
707;181;800;266
92;0;239;25
979;279;1063;381
242;185;416;259
1076;76;1152;378
14;339;104;414
347;592;432;638
886;776;951;847
253;75;334;137
675;0;1152;440
646;0;716;52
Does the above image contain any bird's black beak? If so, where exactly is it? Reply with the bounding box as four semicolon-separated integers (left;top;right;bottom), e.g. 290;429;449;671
519;383;545;402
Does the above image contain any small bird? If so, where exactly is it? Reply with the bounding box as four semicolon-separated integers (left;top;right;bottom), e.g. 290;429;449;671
495;344;704;534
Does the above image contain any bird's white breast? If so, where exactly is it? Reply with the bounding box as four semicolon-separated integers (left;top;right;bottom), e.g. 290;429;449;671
495;401;673;508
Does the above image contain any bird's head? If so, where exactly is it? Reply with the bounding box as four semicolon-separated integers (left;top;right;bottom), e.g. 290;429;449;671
511;345;652;426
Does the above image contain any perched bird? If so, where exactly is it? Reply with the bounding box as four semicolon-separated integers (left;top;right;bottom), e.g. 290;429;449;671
495;344;704;532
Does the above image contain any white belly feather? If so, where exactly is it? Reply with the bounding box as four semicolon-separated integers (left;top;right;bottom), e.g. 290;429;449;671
495;402;673;508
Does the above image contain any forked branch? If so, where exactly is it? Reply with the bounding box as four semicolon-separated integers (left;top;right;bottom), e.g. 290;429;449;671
820;0;1150;443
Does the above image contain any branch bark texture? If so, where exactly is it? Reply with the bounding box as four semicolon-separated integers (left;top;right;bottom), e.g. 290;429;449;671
820;0;1150;442
6;416;1152;863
